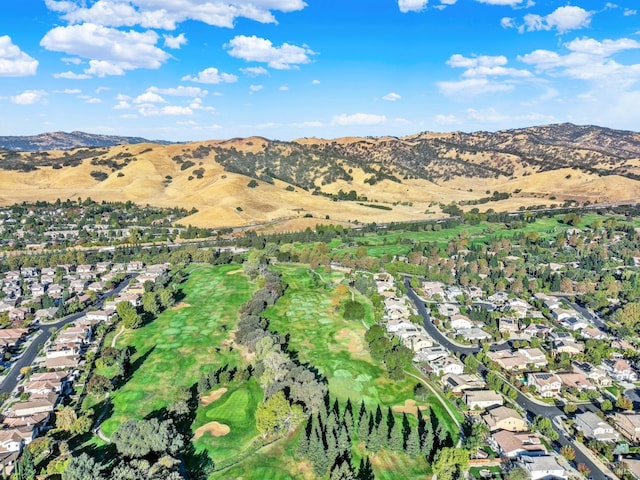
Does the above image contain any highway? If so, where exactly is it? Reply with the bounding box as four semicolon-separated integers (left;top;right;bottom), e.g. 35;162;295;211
0;276;132;397
404;278;616;480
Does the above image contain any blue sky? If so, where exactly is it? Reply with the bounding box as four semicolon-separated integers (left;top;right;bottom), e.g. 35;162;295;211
0;0;639;141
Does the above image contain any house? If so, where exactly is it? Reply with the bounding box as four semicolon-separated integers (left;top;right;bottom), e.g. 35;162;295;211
0;329;28;345
46;343;81;359
34;308;57;322
457;328;491;342
464;390;503;411
574;411;619;442
386;319;417;334
621;458;640;480
482;406;528;432
517;455;567;480
488;351;529;371
572;362;612;387
560;316;589;331
581;327;607;340
22;379;64;396
557;372;594;392
499;318;520;335
450;315;473;330
490;430;546;458
527;373;562;398
438;303;459;317
603;358;637;382
507;299;531;319
85;310;116;323
517;348;548;368
551;308;575;322
2;412;50;432
488;291;509;305
8;308;28;324
116;293;141;307
43;356;80;370
95;262;112;273
0;429;33;453
69;279;88;294
10;393;59;417
613;413;640;443
127;261;144;272
428;355;464;376
553;339;584;355
441;373;486;394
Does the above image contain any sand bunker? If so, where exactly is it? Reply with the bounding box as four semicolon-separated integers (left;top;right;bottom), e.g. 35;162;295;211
392;399;428;417
171;302;191;310
335;329;366;355
194;421;230;440
201;387;228;406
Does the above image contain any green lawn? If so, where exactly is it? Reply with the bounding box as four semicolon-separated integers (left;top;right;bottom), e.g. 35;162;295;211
101;264;254;437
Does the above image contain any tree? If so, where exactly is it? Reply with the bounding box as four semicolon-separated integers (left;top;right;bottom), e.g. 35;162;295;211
564;403;577;415
142;291;159;316
617;395;634;411
561;445;576;461
87;375;113;394
111;418;184;459
506;467;529;480
431;447;470;480
62;453;105;480
533;416;559;441
601;399;613;412
56;406;78;432
116;301;142;329
464;421;489;457
577;463;590;477
255;391;305;436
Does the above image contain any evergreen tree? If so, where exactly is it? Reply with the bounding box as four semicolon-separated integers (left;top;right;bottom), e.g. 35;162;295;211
421;426;435;459
343;409;354;436
357;457;374;480
405;426;420;457
389;421;403;451
374;405;383;427
357;412;372;443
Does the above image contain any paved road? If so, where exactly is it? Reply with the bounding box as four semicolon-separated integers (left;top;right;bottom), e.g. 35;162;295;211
404;279;615;480
0;276;132;396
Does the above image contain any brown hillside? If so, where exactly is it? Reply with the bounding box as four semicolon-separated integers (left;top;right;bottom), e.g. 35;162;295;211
0;123;638;228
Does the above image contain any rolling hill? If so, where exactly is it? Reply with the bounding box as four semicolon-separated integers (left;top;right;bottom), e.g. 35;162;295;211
0;123;638;228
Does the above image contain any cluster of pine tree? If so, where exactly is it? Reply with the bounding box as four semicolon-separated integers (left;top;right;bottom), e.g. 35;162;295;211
296;398;453;479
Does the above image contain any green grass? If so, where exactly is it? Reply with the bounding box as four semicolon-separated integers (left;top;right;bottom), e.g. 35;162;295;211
192;380;263;464
101;264;254;437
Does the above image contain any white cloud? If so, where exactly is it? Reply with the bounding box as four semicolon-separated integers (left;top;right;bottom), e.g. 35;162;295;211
279;85;289;91
147;86;208;97
382;92;401;101
44;0;307;30
114;100;131;109
53;70;91;79
474;0;525;5
312;79;320;84
225;35;315;70
500;17;516;28
134;92;166;104
163;33;187;49
440;53;531;97
85;97;102;104
438;78;514;96
139;105;193;116
182;67;238;84
249;84;264;93
240;66;269;76
11;90;47;105
61;57;82;65
434;114;460;125
523;6;592;33
624;8;636;16
0;36;39;76
398;0;428;13
62;88;81;94
291;120;323;128
41;23;170;76
188;98;215;111
331;113;387;126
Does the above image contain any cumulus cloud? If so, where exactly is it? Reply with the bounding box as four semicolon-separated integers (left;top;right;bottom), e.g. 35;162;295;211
279;85;289;91
382;92;401;101
163;33;187;49
522;6;593;33
240;66;269;76
624;8;636;16
439;53;531;97
44;0;307;30
182;67;238;84
41;23;170;76
331;113;387;126
225;35;315;69
398;0;428;13
474;0;525;5
11;90;47;105
134;91;166;104
54;70;91;79
0;36;39;76
312;79;320;84
147;86;208;97
139;105;193;116
249;84;264;93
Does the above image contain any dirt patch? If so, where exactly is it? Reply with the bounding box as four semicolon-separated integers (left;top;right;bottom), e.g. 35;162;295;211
335;328;366;355
225;269;243;275
171;302;191;310
201;387;228;406
392;399;428;417
194;421;230;440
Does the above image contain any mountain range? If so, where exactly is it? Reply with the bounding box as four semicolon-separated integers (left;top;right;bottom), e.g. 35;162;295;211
0;123;638;229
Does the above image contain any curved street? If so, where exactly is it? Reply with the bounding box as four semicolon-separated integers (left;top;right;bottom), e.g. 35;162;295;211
404;278;616;480
0;276;132;397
